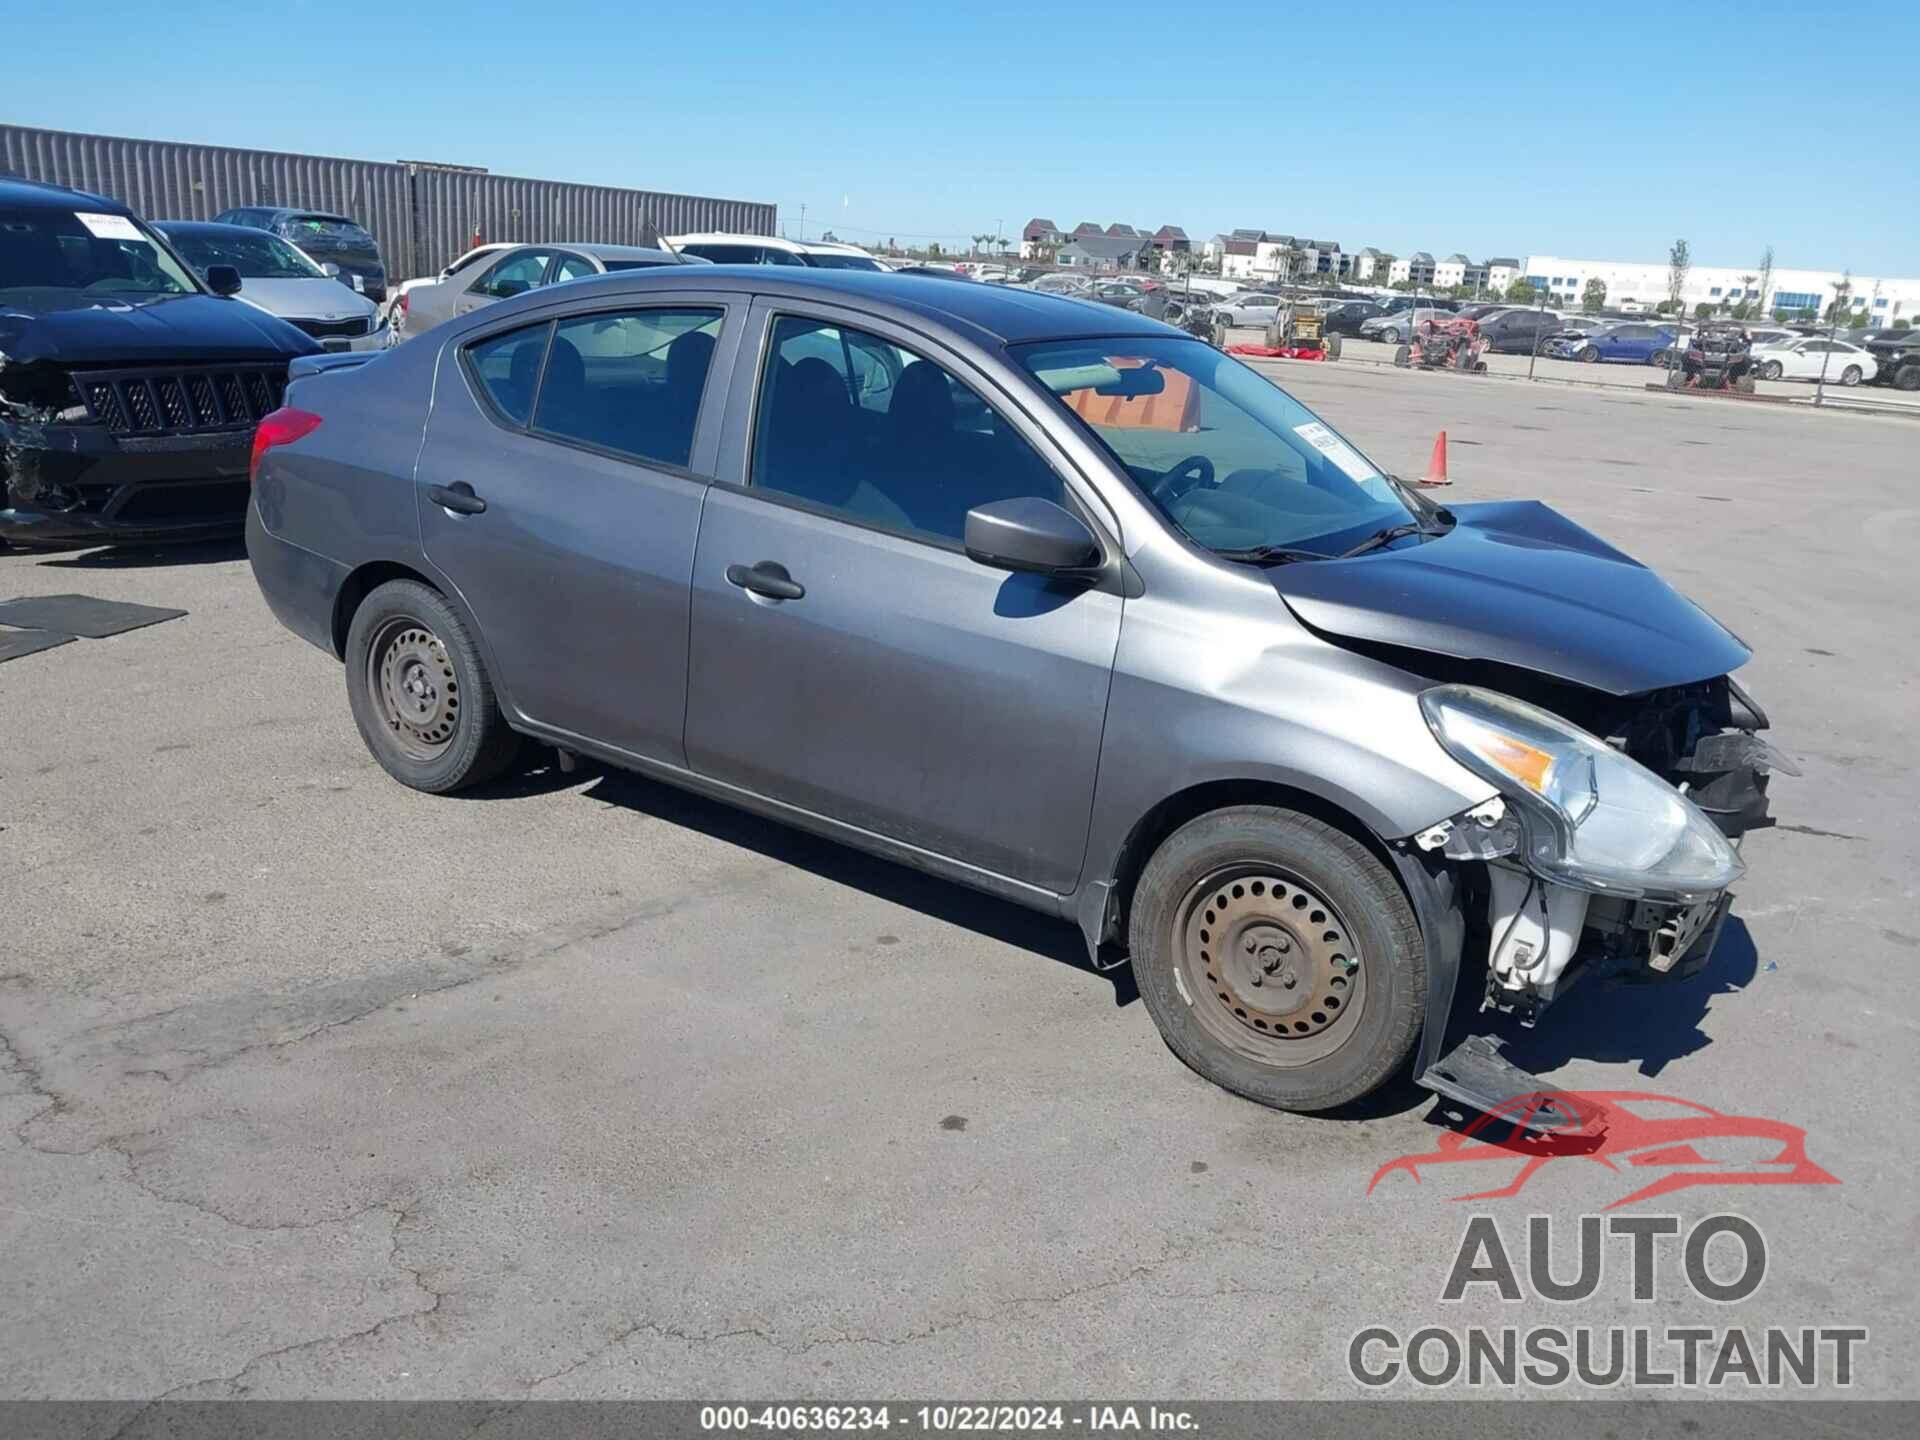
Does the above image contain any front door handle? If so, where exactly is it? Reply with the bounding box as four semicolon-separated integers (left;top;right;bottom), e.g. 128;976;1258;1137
725;561;804;601
430;482;487;516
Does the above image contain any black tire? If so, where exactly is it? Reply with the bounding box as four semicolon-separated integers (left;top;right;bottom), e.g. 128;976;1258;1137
1325;334;1342;360
1839;365;1862;387
1651;349;1671;368
1128;806;1425;1113
344;578;520;793
1734;375;1756;395
1896;365;1920;392
1393;344;1411;368
1760;360;1783;381
1579;345;1599;362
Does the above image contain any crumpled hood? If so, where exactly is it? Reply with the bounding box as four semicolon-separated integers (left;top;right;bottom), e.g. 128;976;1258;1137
1270;499;1750;695
0;293;319;368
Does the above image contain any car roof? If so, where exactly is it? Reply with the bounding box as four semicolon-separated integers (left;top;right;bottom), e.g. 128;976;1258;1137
511;266;1176;346
667;231;806;253
0;174;131;214
252;206;356;223
546;242;697;264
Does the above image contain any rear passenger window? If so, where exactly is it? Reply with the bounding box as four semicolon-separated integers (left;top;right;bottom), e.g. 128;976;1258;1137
532;308;723;470
467;323;551;426
751;315;1065;544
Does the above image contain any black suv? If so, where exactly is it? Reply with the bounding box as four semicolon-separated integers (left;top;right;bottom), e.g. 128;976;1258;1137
1863;329;1920;391
1;177;319;546
214;206;388;302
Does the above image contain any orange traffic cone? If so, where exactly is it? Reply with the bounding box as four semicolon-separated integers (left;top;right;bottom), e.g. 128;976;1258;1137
1418;429;1451;487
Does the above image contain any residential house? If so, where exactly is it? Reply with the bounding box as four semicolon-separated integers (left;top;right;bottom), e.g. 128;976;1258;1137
1057;234;1152;270
1388;251;1436;286
1020;218;1064;260
1299;239;1343;277
1484;258;1521;293
1433;253;1470;289
1219;230;1305;282
1349;247;1392;283
1151;224;1191;255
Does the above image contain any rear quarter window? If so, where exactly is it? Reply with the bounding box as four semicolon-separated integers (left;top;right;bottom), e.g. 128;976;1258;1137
464;323;551;426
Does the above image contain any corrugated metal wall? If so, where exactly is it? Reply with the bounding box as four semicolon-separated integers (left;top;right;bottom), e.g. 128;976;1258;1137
1;124;775;278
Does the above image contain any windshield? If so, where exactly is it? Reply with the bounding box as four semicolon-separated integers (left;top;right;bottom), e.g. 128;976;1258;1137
163;227;324;279
1016;337;1414;557
804;252;883;271
0;207;200;304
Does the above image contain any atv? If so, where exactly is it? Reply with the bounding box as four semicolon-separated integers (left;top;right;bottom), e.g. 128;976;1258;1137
1670;321;1756;394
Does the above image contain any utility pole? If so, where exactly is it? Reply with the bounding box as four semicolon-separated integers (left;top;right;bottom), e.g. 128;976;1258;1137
1527;281;1547;383
797;204;807;243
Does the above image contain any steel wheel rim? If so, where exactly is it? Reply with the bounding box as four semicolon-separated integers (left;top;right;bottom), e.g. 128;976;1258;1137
368;616;459;761
1174;867;1366;1067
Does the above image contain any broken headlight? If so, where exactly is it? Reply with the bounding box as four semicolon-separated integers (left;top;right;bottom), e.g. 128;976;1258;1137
1420;685;1744;903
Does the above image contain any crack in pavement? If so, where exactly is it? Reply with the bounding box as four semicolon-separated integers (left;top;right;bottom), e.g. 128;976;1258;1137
34;859;778;1105
519;1234;1256;1391
100;1197;447;1426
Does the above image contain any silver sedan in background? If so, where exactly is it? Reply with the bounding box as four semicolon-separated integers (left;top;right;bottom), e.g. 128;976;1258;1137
397;242;706;338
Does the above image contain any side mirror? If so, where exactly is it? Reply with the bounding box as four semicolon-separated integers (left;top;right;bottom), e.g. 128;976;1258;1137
319;261;343;279
964;497;1100;575
205;264;243;296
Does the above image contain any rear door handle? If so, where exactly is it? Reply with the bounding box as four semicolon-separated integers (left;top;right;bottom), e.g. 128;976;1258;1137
725;561;805;601
430;482;487;516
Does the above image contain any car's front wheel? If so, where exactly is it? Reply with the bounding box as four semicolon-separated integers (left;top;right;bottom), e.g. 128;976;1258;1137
1760;360;1784;381
345;579;520;793
1129;806;1425;1112
1839;365;1863;386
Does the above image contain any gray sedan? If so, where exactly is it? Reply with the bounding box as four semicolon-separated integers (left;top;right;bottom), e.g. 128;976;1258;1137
397;241;706;337
248;269;1775;1120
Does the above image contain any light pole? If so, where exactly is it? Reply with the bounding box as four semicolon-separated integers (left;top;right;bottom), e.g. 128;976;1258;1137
1527;281;1547;383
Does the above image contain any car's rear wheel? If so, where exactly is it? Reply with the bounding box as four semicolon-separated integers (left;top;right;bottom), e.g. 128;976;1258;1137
1894;364;1920;392
1840;365;1863;386
345;579;519;793
1129;806;1424;1112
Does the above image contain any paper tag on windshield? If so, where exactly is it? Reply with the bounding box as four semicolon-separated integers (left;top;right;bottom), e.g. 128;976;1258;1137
75;211;144;241
1293;421;1380;482
350;274;365;292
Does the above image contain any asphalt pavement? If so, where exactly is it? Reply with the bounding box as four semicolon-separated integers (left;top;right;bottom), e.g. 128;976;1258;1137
2;362;1915;1402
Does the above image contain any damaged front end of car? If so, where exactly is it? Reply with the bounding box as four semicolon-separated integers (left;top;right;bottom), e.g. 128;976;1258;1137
1389;670;1794;1127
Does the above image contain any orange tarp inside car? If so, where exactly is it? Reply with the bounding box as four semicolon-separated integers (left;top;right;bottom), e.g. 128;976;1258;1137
1065;358;1200;432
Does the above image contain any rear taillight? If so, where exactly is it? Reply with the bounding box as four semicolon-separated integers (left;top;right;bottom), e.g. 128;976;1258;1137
250;407;323;485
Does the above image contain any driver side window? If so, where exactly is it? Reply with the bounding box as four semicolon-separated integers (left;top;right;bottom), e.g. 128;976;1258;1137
750;315;1066;546
476;250;553;299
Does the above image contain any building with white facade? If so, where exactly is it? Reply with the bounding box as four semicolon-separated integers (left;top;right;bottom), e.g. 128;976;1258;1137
1349;247;1391;282
1485;258;1520;294
1388;252;1435;286
1522;254;1920;327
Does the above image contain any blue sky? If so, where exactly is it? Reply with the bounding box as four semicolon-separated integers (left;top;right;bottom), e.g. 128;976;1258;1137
8;0;1917;273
